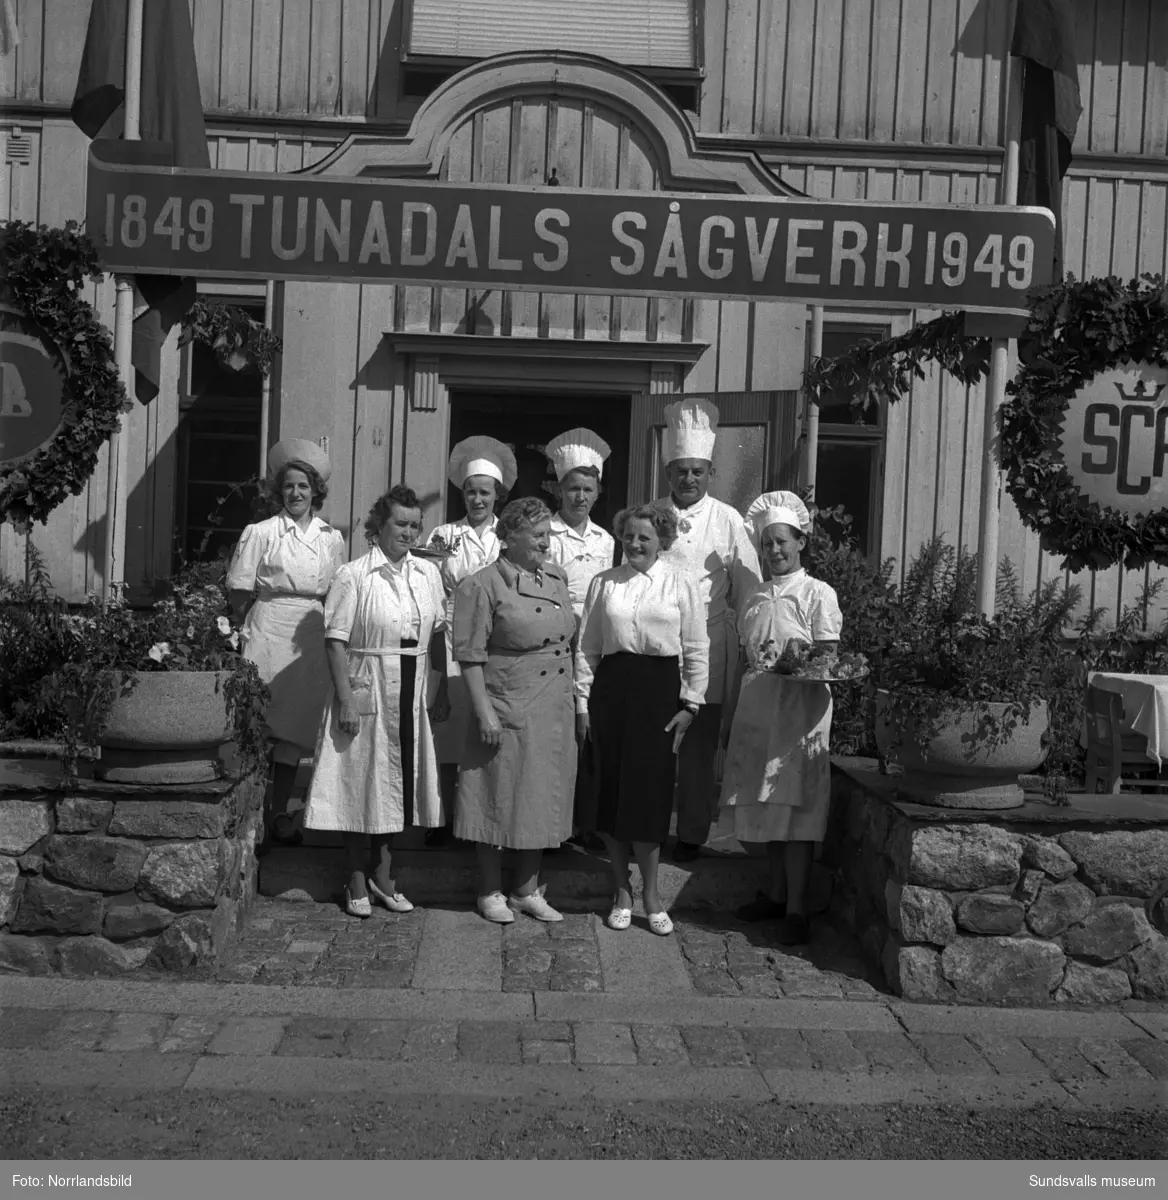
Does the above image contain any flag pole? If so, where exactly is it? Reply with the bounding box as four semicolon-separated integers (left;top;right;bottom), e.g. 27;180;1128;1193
106;0;143;600
804;305;824;498
974;49;1024;618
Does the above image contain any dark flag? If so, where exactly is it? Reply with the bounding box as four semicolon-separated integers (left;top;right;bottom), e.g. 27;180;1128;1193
1011;0;1082;284
71;0;209;403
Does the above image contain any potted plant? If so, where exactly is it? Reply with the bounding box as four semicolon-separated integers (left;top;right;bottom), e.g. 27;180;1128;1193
872;540;1079;808
45;567;269;785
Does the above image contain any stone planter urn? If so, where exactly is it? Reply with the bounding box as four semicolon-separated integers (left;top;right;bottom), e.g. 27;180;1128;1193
874;690;1048;809
96;671;232;785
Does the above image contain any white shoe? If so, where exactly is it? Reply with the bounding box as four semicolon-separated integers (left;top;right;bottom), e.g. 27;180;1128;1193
648;911;674;936
368;879;414;913
606;906;632;931
509;889;564;922
477;891;515;923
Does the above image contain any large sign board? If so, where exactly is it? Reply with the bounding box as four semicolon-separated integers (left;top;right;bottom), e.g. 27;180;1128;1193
87;150;1054;314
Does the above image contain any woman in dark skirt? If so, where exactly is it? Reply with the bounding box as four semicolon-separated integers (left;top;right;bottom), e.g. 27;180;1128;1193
575;505;710;935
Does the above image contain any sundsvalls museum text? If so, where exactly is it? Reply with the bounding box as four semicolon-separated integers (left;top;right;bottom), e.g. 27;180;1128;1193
85;159;1055;310
12;1175;132;1188
1030;1177;1158;1188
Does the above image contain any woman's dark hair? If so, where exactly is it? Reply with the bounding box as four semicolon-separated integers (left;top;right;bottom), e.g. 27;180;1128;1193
613;504;678;551
497;496;552;540
270;461;328;512
364;484;422;543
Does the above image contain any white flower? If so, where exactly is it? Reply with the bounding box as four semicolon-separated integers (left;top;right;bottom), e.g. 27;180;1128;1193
217;616;232;636
147;642;171;663
186;624;196;639
229;631;240;650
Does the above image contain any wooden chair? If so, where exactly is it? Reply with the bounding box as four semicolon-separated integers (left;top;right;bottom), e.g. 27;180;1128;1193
1084;685;1167;793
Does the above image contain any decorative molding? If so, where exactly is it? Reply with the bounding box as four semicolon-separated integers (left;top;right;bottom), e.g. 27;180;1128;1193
410;356;442;411
388;333;710;364
299;52;802;197
650;363;681;394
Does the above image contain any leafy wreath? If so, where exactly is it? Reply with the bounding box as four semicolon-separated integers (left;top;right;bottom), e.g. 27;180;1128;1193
999;274;1168;573
0;220;130;534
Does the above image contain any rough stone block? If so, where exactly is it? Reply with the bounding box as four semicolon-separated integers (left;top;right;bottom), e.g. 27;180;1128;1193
0;932;53;974
881;938;948;1001
1026;879;1094;938
55;797;114;834
1016;869;1045;905
1021;836;1078;881
0;800;54;854
140;840;224;908
891;824;1022;891
0;855;20;925
10;876;103;936
940;936;1065;1005
1055;961;1132;1005
55;935;134;976
1126;935;1168;1002
109;800;223;840
16;852;43;874
955;893;1025;936
887;882;956;945
102;896;177;941
1058;830;1168;899
1062;903;1154;963
44;835;147;893
1150;882;1168;939
146;912;215;971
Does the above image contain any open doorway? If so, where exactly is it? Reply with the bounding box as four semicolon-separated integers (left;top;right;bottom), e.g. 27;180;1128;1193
447;391;631;532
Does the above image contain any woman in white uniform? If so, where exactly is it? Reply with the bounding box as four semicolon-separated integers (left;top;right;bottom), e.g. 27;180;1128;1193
422;436;517;845
303;485;450;918
227;439;346;850
719;491;842;946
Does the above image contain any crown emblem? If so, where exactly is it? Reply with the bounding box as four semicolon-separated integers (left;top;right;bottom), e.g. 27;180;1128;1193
1113;379;1167;404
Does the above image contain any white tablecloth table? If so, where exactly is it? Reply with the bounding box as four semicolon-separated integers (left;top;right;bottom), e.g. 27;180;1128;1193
1088;672;1168;766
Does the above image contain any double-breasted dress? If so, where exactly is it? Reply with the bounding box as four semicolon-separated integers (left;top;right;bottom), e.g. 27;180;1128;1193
452;559;577;850
226;512;347;764
719;569;843;842
425;517;501;765
303;547;446;834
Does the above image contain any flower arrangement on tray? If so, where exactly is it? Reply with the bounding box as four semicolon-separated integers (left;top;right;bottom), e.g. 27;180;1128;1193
412;530;464;560
756;638;870;682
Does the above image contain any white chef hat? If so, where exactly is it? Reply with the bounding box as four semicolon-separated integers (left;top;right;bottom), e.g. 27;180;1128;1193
447;436;518;491
544;427;612;481
745;490;811;548
662;397;719;465
268;437;332;483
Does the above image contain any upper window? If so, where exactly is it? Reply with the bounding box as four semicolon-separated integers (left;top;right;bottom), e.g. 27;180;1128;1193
405;0;697;69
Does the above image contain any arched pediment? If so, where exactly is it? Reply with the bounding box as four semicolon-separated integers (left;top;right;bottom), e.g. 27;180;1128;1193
301;52;801;197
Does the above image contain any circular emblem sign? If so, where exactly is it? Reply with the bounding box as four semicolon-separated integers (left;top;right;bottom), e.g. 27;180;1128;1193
1058;362;1168;516
0;307;69;468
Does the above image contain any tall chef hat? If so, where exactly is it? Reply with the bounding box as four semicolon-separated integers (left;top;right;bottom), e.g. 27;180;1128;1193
267;437;332;483
544;427;612;482
745;490;811;550
447;435;518;491
662;397;719;465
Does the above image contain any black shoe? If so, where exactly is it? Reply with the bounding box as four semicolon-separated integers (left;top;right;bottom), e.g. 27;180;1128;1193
773;914;810;945
736;891;787;922
672;840;702;864
270;815;303;848
425;825;453;848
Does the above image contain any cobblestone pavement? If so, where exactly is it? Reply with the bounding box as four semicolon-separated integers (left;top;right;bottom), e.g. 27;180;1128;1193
194;898;879;999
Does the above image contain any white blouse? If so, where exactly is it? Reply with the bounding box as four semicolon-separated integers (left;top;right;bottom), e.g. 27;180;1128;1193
227;512;347;598
547;515;617;616
740;569;843;669
324;545;446;647
426;516;501;595
575;560;710;714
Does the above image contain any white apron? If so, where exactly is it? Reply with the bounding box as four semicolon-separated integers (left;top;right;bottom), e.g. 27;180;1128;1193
304;551;444;834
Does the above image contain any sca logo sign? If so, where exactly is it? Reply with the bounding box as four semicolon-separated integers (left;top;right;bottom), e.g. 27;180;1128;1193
0;306;69;468
1059;363;1168;516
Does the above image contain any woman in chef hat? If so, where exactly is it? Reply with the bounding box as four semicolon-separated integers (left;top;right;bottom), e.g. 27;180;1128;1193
718;491;842;945
227;438;347;850
544;428;617;625
422;436;518;845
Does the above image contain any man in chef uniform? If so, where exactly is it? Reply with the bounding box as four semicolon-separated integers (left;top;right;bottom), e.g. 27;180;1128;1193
658;398;762;862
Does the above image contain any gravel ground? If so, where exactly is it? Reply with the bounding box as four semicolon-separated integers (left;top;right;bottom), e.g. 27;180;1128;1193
1;1090;1163;1159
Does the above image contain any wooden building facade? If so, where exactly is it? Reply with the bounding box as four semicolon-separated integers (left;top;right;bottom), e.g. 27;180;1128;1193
2;0;1167;624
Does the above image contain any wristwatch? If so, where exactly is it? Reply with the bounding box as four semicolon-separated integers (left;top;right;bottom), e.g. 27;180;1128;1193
681;702;699;716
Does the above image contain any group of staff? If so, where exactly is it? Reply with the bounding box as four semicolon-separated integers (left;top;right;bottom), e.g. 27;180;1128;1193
227;399;842;946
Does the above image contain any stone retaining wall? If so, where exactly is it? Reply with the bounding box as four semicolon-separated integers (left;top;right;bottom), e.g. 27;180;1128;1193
824;761;1168;1005
0;767;265;976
